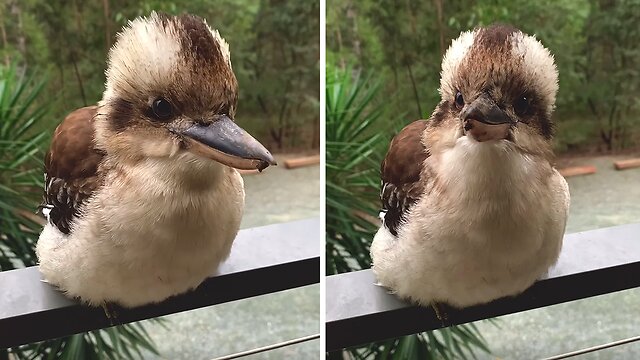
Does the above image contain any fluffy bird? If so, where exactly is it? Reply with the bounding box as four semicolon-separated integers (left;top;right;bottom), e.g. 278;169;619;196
36;12;275;308
371;25;569;309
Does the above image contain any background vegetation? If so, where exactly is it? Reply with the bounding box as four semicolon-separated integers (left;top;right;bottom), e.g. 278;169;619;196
0;0;320;150
1;1;318;358
328;0;640;153
326;0;639;358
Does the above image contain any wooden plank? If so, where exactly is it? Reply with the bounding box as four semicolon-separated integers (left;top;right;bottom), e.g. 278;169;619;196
0;218;320;348
558;165;597;178
326;223;640;351
238;169;261;176
284;155;320;169
614;158;640;171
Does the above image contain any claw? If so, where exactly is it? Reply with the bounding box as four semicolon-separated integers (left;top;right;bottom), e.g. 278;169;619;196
101;302;118;325
431;302;449;325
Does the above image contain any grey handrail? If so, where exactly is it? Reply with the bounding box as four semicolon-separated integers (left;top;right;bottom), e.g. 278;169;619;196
326;223;640;351
0;218;320;348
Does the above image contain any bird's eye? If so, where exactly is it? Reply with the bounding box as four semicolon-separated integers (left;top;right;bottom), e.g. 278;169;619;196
152;98;173;121
514;96;530;116
454;91;464;109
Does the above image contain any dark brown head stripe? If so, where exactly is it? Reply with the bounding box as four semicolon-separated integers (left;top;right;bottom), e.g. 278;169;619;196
109;98;134;132
526;107;554;139
432;100;451;125
174;14;221;64
539;114;554;139
476;24;520;50
456;24;522;87
154;12;172;29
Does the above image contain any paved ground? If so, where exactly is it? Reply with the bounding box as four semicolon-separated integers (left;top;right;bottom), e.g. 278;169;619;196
142;153;320;360
474;155;640;359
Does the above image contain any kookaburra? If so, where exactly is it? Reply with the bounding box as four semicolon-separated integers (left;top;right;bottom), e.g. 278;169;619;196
36;13;275;308
371;25;570;309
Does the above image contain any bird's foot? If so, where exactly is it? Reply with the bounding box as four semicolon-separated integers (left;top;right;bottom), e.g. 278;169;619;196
431;302;449;325
101;302;118;325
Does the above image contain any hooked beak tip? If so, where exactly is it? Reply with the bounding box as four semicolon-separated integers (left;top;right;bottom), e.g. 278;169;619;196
257;154;277;172
179;117;277;171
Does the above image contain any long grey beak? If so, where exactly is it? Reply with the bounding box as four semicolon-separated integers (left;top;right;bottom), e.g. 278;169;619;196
181;115;276;171
461;94;512;125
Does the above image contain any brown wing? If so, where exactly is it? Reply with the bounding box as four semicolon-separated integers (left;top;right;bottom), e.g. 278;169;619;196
43;106;105;234
380;120;429;236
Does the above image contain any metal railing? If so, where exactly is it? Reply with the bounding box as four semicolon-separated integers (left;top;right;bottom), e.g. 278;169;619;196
326;223;640;353
0;218;320;351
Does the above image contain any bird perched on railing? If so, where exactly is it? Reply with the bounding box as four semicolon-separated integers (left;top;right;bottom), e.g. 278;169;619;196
371;25;569;313
36;12;275;309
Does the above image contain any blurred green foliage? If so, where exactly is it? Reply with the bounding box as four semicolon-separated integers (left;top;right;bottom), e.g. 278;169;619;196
328;0;640;153
0;0;319;150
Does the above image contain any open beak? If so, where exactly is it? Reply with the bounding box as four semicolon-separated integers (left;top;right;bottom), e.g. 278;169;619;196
180;115;276;171
461;94;512;142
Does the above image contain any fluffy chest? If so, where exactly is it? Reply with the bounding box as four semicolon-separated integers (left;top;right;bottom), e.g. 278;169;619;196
405;138;554;255
37;157;246;306
78;158;245;251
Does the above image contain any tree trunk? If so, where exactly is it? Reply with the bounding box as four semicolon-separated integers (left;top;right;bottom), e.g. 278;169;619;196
406;63;422;117
58;64;68;109
432;0;445;57
312;116;320;149
72;0;84;33
9;0;26;66
275;81;291;149
335;28;345;70
346;2;361;60
0;13;9;66
606;84;619;150
71;53;87;106
102;0;112;54
600;129;611;151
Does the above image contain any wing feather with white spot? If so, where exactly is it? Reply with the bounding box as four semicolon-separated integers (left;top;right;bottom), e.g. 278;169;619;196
380;120;429;237
42;106;104;234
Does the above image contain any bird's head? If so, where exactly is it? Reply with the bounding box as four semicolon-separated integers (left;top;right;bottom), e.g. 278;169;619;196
94;12;275;171
435;24;558;157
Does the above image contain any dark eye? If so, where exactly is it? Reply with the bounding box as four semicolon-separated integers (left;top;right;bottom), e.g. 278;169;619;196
454;91;464;109
152;98;173;120
514;96;530;116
